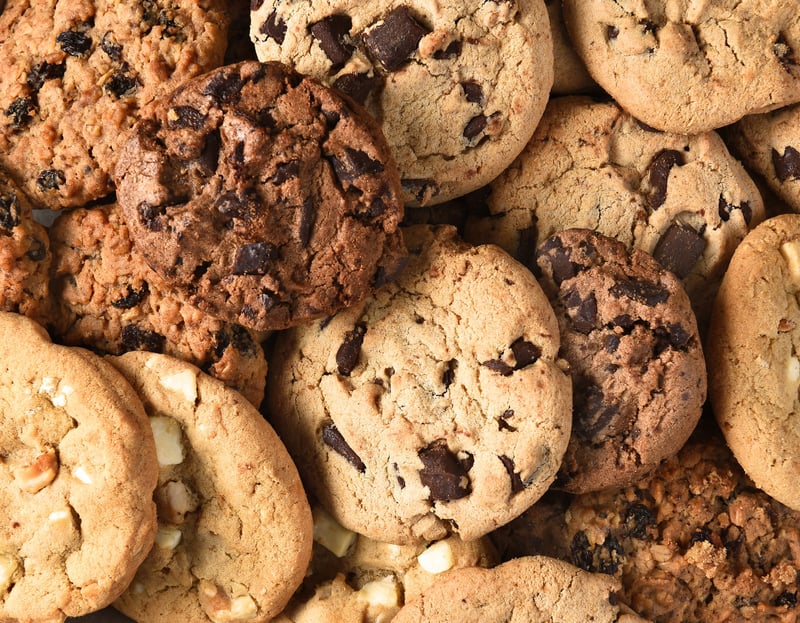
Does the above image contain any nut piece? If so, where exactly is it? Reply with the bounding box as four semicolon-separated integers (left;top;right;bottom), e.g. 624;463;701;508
312;506;356;557
416;539;455;574
155;526;182;550
781;240;800;286
0;553;20;594
198;580;258;623
156;480;199;524
13;448;58;493
150;416;185;467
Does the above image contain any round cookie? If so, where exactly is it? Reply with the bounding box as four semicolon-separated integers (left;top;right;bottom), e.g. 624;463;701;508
48;203;268;407
561;0;800;134
0;170;52;325
266;224;572;544
0;311;158;622
463;95;765;333
108;351;313;623
250;0;553;207
535;228;706;494
391;556;649;623
114;60;407;332
725;102;800;214
707;213;800;511
0;0;233;210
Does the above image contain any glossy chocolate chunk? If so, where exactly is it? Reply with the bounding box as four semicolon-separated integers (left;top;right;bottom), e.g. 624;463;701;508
646;149;685;208
609;277;670;306
418;439;471;501
333;72;379;104
772;145;800;182
499;455;525;493
336;322;367;376
322;422;366;472
652;223;706;279
259;9;287;44
363;6;429;72
310;14;354;68
331;148;385;183
718;195;753;224
233;242;278;275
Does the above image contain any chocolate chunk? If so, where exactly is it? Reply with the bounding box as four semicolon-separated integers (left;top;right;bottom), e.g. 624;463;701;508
331;148;385;183
652;223;706;279
168;106;207;130
36;169;65;192
104;72;138;98
499;455;525;493
646;149;685;208
653;323;692;355
336;322;367;376
363;6;429;72
461;80;483;104
233;242;278;275
624;503;656;539
260;10;287;44
27;61;66;92
418;439;471;501
563;288;597;334
121;324;165;353
111;284;149;309
216;190;258;221
201;70;245;105
56;30;92;57
433;39;462;59
5;97;35;127
482;358;514;376
100;32;123;60
772;146;800;182
401;178;439;204
576;383;620;440
310;14;354;68
609;277;670;306
298;197;316;246
718;195;753;224
272;161;301;184
442;358;458;388
538;237;579;285
0;192;21;232
606;25;620;40
463;114;487;140
333;72;379;105
322;422;366;472
511;338;540;368
605;335;620;353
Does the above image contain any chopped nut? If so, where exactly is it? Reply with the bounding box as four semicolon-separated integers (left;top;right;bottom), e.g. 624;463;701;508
14;448;58;493
150;416;185;466
781;240;800;285
313;506;356;557
417;539;455;574
156;480;199;524
0;553;20;594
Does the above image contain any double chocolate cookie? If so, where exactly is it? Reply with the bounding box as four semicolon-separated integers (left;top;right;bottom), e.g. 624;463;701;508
115;60;407;332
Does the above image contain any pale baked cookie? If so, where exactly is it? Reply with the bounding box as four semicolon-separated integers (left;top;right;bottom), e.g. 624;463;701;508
0;311;158;622
562;0;800;134
535;228;706;494
707;213;800;511
274;505;496;622
109;351;313;623
391;556;649;623
0;0;232;209
48;203;268;407
115;60;407;332
0;170;52;325
266;224;572;544
725;103;800;214
463;96;765;333
250;0;553;207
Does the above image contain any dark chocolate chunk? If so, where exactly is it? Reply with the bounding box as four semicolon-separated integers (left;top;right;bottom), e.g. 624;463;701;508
605;334;620;352
575;383;620;440
499;455;525;493
609;277;670;306
718;195;753;224
309;14;354;69
463;114;487;140
433;39;462;59
272;161;301;184
442;358;458;388
121;324;165;353
233;242;278;275
563;289;597;334
646;149;685;208
331;148;385;183
104;72;138;98
481;358;514;376
461;80;483;104
401;178;439;204
202;70;245;105
652;223;706;279
418;439;471;501
100;32;123;61
36;169;65;192
624;503;656;539
333;72;379;105
363;6;429;72
260;10;287;44
336;322;367;376
606;25;620;40
56;30;93;57
216;190;258;221
322;422;366;472
111;284;149;309
5;97;35;127
772;146;800;182
0;192;21;232
537;237;578;285
298;197;315;246
27;61;66;92
167;106;208;130
511;338;540;368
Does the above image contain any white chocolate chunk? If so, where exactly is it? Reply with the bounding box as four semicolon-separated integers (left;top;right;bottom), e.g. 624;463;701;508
38;377;74;407
158;480;199;524
155;526;182;550
72;465;92;485
357;575;400;610
417;539;455;574
159;369;197;403
781;240;800;286
0;553;20;593
788;356;800;385
150;416;185;466
199;580;259;623
312;506;356;557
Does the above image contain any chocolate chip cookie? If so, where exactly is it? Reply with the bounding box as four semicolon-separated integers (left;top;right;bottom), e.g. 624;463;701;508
115;60;407;332
266;224;572;544
48;203;268;407
536;228;706;494
0;0;232;209
109;351;313;623
562;0;800;134
251;0;553;207
0;311;158;622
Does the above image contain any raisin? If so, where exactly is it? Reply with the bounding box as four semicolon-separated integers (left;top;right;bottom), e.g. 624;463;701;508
56;30;93;57
5;97;35;127
36;169;65;192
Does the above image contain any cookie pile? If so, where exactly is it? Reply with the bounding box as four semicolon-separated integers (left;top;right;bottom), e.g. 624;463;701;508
0;0;800;622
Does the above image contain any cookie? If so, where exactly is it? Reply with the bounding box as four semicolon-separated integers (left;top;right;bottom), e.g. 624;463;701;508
707;213;800;511
48;203;268;407
115;60;407;332
495;421;800;623
250;0;553;207
0;0;232;209
535;228;706;494
725;102;800;214
391;556;649;623
463;95;765;333
108;351;313;623
266;224;572;544
0;311;158;622
275;505;496;623
546;0;599;95
0;170;52;325
561;0;800;134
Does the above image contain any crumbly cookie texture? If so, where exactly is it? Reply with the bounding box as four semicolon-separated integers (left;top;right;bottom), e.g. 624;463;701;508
48;203;268;407
391;556;649;623
115;60;407;332
251;0;553;207
562;0;800;134
0;311;158;622
109;351;313;623
0;0;232;209
463;96;765;334
266;224;572;544
535;229;706;494
707;213;800;511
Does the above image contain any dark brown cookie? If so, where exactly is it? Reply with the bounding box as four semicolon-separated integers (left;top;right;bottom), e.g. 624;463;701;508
535;228;707;494
115;60;407;332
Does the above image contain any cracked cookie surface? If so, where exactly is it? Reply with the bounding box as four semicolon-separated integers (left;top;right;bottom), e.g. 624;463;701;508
0;311;158;622
536;228;706;494
115;60;407;332
707;213;800;511
250;0;553;207
561;0;800;133
109;351;313;623
266;224;572;544
0;0;232;209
